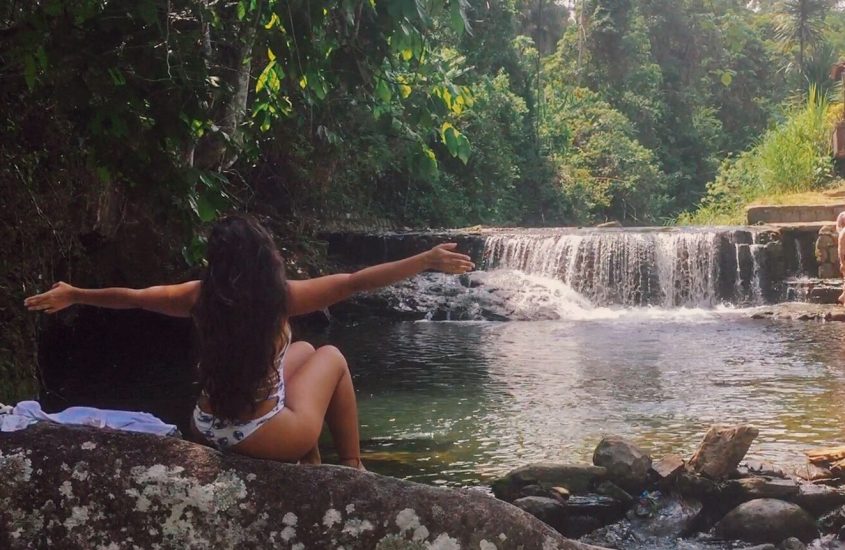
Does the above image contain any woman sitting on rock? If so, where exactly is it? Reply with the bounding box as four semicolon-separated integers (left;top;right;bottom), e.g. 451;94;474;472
24;214;474;469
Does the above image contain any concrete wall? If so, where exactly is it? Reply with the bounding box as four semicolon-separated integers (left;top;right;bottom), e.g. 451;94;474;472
747;205;845;225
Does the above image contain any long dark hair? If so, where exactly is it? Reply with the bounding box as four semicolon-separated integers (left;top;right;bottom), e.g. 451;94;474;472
194;214;288;421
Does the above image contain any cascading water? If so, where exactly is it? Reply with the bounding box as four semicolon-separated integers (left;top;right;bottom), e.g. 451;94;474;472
325;226;787;321
483;230;728;308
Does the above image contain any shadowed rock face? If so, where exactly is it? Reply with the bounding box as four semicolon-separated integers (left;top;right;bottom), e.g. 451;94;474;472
0;424;604;550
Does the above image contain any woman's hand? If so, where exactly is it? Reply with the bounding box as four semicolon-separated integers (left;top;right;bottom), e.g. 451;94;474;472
426;243;475;274
24;282;78;314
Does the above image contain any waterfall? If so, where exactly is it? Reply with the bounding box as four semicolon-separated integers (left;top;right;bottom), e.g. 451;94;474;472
483;230;731;308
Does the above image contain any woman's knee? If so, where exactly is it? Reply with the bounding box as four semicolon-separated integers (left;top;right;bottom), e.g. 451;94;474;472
290;341;316;355
316;345;348;370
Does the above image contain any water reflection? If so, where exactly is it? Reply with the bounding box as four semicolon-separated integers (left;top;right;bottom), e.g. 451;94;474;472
309;313;845;487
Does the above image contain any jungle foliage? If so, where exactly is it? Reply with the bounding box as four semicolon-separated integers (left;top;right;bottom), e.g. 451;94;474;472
2;1;845;398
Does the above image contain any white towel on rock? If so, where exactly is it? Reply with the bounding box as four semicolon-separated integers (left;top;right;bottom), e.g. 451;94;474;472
0;400;178;436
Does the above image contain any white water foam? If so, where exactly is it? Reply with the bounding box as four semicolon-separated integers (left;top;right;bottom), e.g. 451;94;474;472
483;230;727;308
470;269;739;322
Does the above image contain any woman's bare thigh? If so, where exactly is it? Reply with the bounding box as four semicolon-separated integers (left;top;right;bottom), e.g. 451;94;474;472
283;341;316;383
230;345;347;461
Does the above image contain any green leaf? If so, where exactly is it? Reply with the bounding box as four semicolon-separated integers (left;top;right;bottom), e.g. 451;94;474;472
449;2;466;34
456;134;470;164
375;79;392;103
720;72;733;87
236;1;247;20
256;60;276;92
23;55;36;91
444;128;459;156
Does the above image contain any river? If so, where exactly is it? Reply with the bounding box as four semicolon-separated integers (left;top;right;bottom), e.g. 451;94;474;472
304;294;845;487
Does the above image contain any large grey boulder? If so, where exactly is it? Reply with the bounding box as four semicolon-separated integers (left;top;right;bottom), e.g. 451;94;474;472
715;499;818;544
492;463;607;502
0;424;605;550
592;436;651;493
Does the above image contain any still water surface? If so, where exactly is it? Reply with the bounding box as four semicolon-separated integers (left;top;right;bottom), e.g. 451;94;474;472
307;311;845;487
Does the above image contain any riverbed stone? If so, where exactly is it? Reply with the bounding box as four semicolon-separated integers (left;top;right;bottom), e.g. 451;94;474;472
492;463;607;502
592;436;652;493
715;499;819;543
819;504;845;534
564;495;627;523
652;454;685;482
688;424;759;480
595;481;634;507
0;424;602;550
721;476;800;501
791;483;845;516
579;492;702;548
513;496;568;533
779;537;807;550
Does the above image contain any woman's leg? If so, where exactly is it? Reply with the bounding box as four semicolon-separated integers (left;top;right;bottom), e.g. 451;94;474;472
232;345;363;469
282;341;321;463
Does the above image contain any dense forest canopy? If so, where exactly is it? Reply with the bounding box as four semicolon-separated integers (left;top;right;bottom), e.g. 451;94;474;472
1;0;845;398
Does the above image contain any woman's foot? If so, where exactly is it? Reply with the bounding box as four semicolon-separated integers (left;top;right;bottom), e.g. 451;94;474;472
339;457;367;471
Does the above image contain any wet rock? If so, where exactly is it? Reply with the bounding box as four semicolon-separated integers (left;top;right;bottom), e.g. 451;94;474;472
563;516;604;539
519;483;557;499
791;484;845;516
675;472;720;500
564;495;627;523
744;460;789;478
652;454;685;482
513;496;568;533
688;425;759;480
794;463;834;482
512;496;615;539
0;424;599;550
592;436;652;493
779;537;806;550
721;477;800;501
715;499;818;544
595;481;634;507
629;492;703;539
551;486;572;500
492;463;607;502
579;492;702;547
819;504;845;534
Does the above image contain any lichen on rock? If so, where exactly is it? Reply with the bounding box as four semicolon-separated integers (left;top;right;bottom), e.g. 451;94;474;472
0;423;601;550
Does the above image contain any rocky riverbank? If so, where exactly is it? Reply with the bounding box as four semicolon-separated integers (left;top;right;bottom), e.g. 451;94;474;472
491;426;845;549
0;423;599;550
749;303;845;322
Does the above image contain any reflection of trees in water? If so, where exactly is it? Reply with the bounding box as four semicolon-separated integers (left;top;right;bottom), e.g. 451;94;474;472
304;320;498;485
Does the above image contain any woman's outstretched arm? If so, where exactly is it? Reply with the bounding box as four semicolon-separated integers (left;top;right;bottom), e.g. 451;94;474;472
24;280;200;317
287;243;474;317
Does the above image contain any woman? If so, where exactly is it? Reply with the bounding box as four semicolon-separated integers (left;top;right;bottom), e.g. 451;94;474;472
24;214;474;469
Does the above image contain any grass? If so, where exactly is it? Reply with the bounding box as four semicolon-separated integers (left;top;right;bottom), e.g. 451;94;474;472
748;180;845;206
678;87;841;226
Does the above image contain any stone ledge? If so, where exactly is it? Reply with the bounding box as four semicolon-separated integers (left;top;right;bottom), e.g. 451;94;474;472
747;205;845;225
